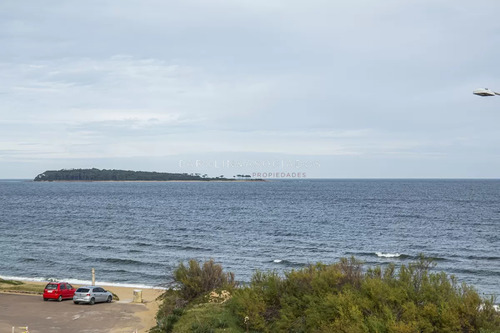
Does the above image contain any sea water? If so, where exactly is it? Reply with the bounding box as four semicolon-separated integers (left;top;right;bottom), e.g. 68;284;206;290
0;179;498;298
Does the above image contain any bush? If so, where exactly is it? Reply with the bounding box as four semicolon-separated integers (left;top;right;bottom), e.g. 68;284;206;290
152;257;500;333
228;257;500;332
152;259;238;332
174;259;236;301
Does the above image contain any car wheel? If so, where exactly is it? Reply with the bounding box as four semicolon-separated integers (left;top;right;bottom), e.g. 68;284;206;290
57;295;63;302
89;297;95;305
107;295;112;303
73;301;79;304
43;298;48;301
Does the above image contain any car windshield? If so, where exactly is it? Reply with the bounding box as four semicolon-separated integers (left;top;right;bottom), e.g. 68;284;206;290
45;284;58;290
76;288;90;293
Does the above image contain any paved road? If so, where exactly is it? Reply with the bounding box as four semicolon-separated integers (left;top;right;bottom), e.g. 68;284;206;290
0;293;147;333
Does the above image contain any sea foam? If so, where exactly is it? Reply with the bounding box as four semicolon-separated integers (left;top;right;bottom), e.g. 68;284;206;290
0;275;163;289
375;252;401;258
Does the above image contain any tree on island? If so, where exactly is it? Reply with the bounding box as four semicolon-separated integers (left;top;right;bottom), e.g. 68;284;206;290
33;168;231;182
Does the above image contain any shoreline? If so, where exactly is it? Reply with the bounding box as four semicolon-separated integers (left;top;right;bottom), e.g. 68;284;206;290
33;168;266;182
32;179;265;183
0;275;165;290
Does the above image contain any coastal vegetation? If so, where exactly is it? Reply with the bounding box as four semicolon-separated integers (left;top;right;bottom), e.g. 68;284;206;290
151;257;500;333
0;278;44;295
34;168;234;182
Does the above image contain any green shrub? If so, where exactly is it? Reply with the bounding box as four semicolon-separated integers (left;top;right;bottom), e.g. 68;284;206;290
152;257;500;333
174;259;236;301
229;287;268;331
228;256;500;333
152;259;237;332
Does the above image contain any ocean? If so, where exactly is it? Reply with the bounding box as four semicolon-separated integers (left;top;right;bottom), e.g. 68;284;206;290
0;179;499;299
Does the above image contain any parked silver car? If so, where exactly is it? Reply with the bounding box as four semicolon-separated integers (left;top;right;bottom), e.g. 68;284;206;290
73;286;113;305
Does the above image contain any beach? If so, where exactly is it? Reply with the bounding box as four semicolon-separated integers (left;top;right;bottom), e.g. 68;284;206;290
0;281;163;333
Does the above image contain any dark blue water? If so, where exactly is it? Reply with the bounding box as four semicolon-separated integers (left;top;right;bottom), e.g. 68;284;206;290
0;179;499;298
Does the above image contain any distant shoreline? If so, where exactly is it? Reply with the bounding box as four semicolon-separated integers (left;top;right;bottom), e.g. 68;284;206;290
33;168;262;182
34;179;265;183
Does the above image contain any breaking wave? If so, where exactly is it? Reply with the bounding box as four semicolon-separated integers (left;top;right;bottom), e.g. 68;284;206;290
376;252;403;258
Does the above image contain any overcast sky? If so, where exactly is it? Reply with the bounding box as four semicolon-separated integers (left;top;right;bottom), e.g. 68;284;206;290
1;0;500;178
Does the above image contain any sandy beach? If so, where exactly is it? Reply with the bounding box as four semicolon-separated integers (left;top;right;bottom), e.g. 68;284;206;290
0;280;163;333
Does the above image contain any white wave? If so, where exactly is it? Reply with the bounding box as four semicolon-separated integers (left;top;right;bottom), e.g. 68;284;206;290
0;275;164;289
273;259;282;263
0;275;51;283
375;252;401;258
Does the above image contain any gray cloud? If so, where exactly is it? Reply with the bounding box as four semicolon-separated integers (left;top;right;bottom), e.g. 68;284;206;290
1;0;500;178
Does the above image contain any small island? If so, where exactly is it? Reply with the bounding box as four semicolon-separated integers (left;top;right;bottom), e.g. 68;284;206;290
33;168;255;182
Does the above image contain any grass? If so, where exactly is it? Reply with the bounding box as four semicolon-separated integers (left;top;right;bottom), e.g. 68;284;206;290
172;302;244;333
0;278;24;286
0;279;44;294
155;303;245;333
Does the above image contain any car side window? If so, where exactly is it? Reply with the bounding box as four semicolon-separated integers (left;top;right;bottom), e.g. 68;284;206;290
67;284;73;289
60;284;66;290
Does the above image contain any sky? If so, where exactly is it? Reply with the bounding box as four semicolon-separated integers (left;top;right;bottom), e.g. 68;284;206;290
1;0;500;179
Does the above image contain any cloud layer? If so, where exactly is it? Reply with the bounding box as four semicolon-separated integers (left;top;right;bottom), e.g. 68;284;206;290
1;0;500;178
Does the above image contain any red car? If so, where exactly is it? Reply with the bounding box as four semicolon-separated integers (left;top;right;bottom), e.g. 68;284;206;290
43;282;76;302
